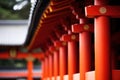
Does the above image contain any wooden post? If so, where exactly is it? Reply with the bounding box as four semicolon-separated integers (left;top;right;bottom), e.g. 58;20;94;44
54;51;59;80
59;45;67;80
45;56;49;80
94;0;112;80
41;59;45;80
68;41;78;80
49;54;53;80
61;34;79;80
26;54;35;80
54;41;68;80
79;18;92;80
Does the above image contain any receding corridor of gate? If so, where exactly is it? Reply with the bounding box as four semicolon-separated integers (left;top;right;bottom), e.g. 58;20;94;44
1;0;120;80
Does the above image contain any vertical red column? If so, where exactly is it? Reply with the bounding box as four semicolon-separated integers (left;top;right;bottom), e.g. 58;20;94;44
72;19;94;80
61;33;79;80
54;41;68;80
79;19;91;80
68;41;78;80
41;60;45;80
44;57;47;80
45;56;49;80
54;51;59;80
27;60;33;80
59;44;67;80
49;54;53;80
94;0;112;80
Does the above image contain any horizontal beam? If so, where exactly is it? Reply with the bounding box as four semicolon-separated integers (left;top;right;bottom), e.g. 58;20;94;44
61;34;79;42
72;24;94;33
0;52;44;59
85;5;120;18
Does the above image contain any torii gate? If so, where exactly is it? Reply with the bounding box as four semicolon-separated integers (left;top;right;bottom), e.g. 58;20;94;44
27;0;120;80
0;49;44;80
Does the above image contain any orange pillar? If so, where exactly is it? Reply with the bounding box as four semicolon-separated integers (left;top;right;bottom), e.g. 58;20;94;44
62;33;79;80
94;0;112;80
59;42;67;80
49;54;53;80
27;60;33;80
44;58;46;80
68;41;78;80
79;19;92;80
41;59;45;80
45;56;49;80
54;51;59;80
72;19;94;80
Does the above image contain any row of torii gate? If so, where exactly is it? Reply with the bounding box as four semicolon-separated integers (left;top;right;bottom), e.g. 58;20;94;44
1;0;120;80
0;50;43;80
38;0;120;80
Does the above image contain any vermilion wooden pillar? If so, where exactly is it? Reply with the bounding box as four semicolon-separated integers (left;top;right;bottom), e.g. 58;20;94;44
95;16;111;80
72;18;94;80
62;34;79;80
48;53;53;80
53;51;59;80
79;19;93;80
49;46;59;80
59;45;67;80
54;41;67;80
27;59;34;80
44;58;46;80
94;0;112;80
86;0;120;80
68;41;78;80
41;60;45;80
45;56;49;80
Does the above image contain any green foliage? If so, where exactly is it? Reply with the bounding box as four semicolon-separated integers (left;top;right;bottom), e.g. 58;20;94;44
0;7;21;20
0;59;41;68
0;59;27;67
0;0;30;20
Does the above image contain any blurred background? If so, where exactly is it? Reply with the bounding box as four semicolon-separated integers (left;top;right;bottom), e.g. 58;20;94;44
0;0;31;20
0;0;41;80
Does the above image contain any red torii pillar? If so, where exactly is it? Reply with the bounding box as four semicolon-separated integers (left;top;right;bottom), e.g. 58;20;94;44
94;6;111;80
62;33;79;80
53;50;59;80
48;53;53;80
41;59;45;80
85;0;113;80
72;18;94;80
40;54;46;80
26;54;35;80
27;61;33;80
44;55;49;80
50;46;59;80
54;41;67;80
49;46;59;80
0;51;44;80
